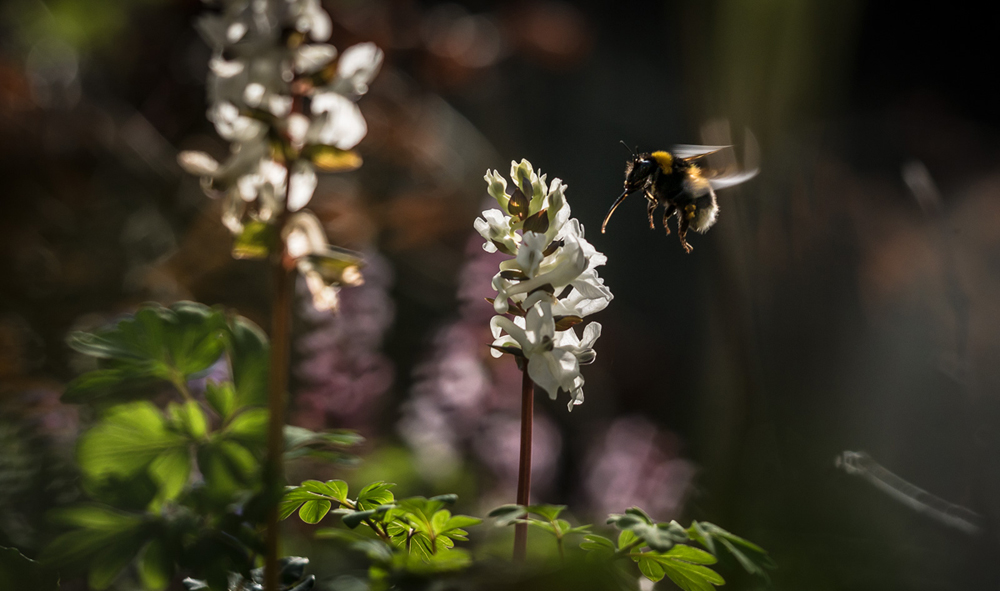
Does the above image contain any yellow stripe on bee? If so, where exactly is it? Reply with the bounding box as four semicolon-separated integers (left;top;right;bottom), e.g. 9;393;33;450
651;151;673;173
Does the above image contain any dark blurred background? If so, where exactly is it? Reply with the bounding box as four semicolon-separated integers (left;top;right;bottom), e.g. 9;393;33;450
3;1;1000;589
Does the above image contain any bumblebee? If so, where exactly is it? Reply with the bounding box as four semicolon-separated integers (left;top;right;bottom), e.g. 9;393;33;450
601;144;758;253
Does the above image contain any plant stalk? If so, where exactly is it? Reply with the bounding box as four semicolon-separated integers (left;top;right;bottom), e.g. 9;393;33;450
514;365;534;563
263;246;293;591
262;86;305;591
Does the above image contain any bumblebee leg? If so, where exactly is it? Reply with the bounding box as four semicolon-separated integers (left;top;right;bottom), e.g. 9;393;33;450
662;204;676;235
646;199;657;230
677;215;693;253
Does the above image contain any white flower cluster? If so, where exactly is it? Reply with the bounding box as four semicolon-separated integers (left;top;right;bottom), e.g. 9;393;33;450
477;159;613;410
177;0;382;311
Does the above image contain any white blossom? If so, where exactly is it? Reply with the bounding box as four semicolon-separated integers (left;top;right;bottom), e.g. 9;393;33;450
179;0;383;312
481;159;612;410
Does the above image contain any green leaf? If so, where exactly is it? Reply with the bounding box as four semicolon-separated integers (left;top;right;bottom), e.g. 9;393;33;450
357;482;395;510
279;487;323;520
198;440;259;500
298;500;332;524
138;539;172;590
428;493;458;505
638;555;666;582
44;508;150;590
689;520;714;554
78;402;185;482
62;369;162;404
580;534;615;557
343;510;377;529
169;401;208;440
618;529;639;551
64;302;227;405
49;505;144;530
659;559;724;591
691;521;775;576
625;506;654;524
663;545;717;565
488;504;526;527
609;513;689;553
304;145;363;172
148;446;191;504
525;520;556;535
205;381;237;420
224;408;268;447
232;219;273;260
403;547;472;574
526;504;565;521
300;480;348;503
430;510;450;535
88;540;142;590
285;426;363;449
442;515;482;532
225;315;269;407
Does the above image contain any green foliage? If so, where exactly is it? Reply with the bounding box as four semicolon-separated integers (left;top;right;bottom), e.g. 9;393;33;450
65;302;227;404
572;506;776;590
488;503;591;559
283;481;481;584
46;302;362;589
687;520;777;579
47;301;776;590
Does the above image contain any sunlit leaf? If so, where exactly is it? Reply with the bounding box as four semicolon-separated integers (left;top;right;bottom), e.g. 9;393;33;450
205;381;237;420
64;302;227;404
224;408;268;447
488;504;526;527
232;219;273;260
225;315;269;408
298;500;332;524
169;401;208;440
149;446;191;504
357;482;394;510
305;145;363;172
138;539;173;591
78;402;185;482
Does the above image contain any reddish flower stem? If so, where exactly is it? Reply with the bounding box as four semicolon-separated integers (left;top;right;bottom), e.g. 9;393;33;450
263;246;294;591
263;92;303;591
514;365;534;563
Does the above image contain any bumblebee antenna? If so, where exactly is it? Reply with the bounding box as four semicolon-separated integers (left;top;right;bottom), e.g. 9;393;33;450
619;140;635;156
601;189;630;234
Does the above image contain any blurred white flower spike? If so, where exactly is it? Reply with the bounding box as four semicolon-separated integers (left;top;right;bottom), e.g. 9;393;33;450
480;159;613;410
177;0;383;311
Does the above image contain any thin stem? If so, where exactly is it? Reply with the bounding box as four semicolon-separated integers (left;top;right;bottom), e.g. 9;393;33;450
612;539;644;559
363;518;392;543
513;365;533;563
263;247;294;591
170;371;195;403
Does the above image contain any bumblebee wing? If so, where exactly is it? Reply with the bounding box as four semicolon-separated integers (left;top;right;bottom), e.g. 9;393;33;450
671;144;732;160
700;129;760;190
707;168;759;190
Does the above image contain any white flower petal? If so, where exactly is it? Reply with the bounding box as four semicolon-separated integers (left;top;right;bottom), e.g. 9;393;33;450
310;92;368;149
295;43;337;73
287;161;317;212
334;42;384;95
177;151;220;176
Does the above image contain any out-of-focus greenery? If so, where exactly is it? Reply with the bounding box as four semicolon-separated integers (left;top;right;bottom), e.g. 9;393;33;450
30;300;772;589
3;0;167;51
40;302;358;589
